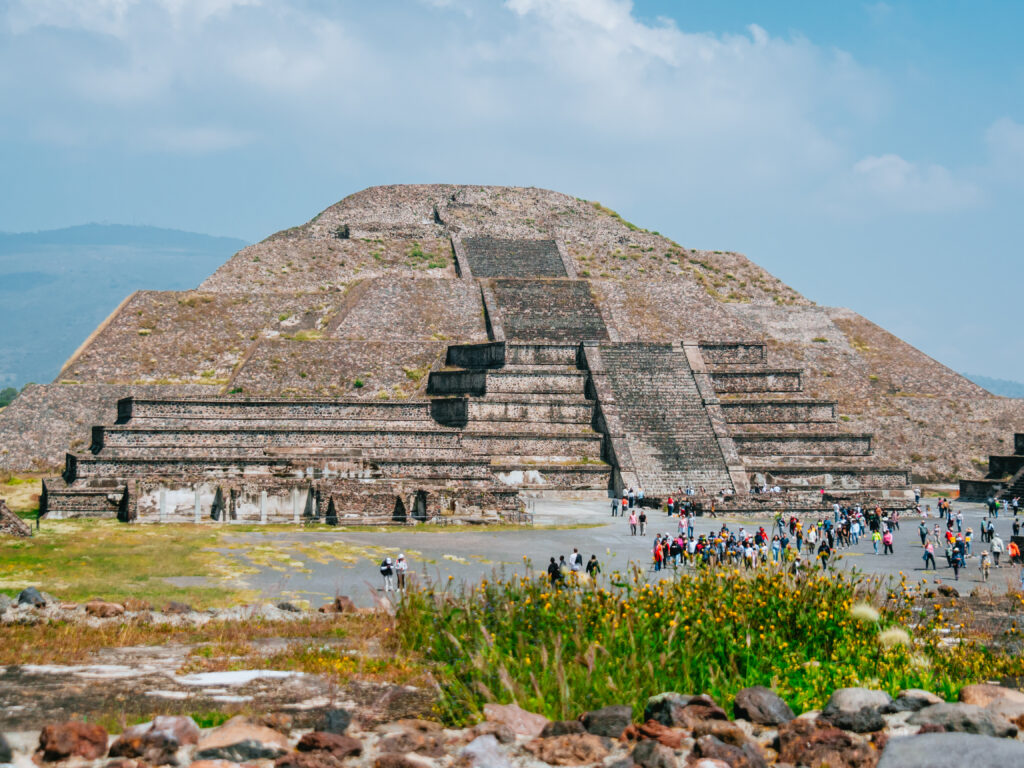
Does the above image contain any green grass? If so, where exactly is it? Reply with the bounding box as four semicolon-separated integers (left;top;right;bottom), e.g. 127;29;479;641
397;564;1024;725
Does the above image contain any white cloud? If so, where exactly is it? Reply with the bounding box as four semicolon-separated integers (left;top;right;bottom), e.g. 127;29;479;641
847;154;981;213
986;117;1024;168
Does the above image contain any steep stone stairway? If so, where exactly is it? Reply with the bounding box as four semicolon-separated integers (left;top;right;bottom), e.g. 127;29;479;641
489;279;609;342
584;342;734;495
461;237;567;278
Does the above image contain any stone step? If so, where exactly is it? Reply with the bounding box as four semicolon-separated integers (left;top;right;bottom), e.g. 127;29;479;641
746;464;911;490
733;432;872;457
462;237;568;278
119;397;433;423
697;341;766;365
490;279;609;342
709;368;802;394
721;399;837;424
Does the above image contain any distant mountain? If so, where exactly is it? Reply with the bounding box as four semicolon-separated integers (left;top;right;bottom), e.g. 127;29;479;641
0;224;248;388
964;373;1024;399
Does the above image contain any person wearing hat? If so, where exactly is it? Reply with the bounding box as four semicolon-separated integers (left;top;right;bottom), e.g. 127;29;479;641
396;553;409;591
379;556;395;592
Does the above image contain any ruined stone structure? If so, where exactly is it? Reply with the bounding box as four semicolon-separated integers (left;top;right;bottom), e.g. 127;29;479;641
959;433;1024;501
0;184;1019;522
0;499;31;538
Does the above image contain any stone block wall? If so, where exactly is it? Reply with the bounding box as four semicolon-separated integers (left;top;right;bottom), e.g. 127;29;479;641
490;279;609;342
461;237;567;278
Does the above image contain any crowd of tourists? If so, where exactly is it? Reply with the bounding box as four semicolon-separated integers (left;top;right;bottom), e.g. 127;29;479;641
546;547;602;586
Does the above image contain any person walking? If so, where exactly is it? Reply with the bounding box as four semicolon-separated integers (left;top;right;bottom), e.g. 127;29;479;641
882;529;894;555
585;554;601;578
395;553;408;591
992;533;1004;566
872;529;882;554
628;510;638;536
923;540;936;571
919;521;929;546
379;557;395;593
980;551;991;582
951;547;964;581
547;557;564;586
611;497;620;517
639;510;648;536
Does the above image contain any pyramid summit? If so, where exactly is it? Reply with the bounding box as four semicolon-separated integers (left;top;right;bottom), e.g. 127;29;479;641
1;184;1020;521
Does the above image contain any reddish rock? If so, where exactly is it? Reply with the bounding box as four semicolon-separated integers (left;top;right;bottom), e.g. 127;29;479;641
374;754;423;768
776;718;878;768
37;721;109;762
524;733;611;766
191;761;244;768
621;720;689;749
85;599;125;618
122;597;153;612
258;713;295;734
163;601;194;614
377;729;444;757
959;684;1024;708
296;732;362;759
471;721;515;744
691;735;767;768
483;703;550;738
195;718;290;762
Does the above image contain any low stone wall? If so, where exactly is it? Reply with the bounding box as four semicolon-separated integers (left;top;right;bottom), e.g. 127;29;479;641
989;454;1024;476
710;369;801;393
750;465;910;490
721;399;836;424
733;433;872;457
698;341;766;365
959;478;1004;501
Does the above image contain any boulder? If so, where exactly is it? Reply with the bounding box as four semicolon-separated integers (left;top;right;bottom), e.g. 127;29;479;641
580;705;633;738
191;762;244;768
258;713;294;734
821;687;893;732
374;755;424;768
690;761;731;768
937;585;959;597
470;721;515;745
122;597;152;612
776;717;877;768
523;733;611;766
692;721;754;749
631;738;676;768
296;732;362;759
732;686;795;726
460;734;514;768
958;683;1024;708
37;721;109;762
541;720;586;737
621;720;689;749
277;601;303;612
0;499;31;538
645;693;727;728
888;689;944;713
377;728;444;758
195;717;290;762
483;702;549;738
164;601;194;614
0;593;12;615
85;599;125;618
276;753;346;768
109;716;200;763
692;735;767;768
17;587;46;608
877;731;1024;767
908;703;1017;738
0;732;11;764
316;708;353;734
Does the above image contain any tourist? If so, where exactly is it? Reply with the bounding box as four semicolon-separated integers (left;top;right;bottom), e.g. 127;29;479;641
639;509;648;536
919;521;929;546
956;511;963;532
871;529;882;554
980;551;991;582
1009;539;1021;565
585;554;601;578
653;539;664;571
628;509;638;536
379;557;395;592
547;556;564;586
992;533;1004;566
951;547;964;581
395;553;408;591
882;529;894;555
817;539;831;569
611;497;620;517
923;540;936;571
570;548;584;572
627;487;636;508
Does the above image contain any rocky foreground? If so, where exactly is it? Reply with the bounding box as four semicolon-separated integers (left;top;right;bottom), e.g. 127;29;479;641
5;683;1024;768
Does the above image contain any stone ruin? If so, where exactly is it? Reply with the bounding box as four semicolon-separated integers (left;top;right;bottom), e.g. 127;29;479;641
0;498;31;537
960;432;1024;501
0;184;1019;523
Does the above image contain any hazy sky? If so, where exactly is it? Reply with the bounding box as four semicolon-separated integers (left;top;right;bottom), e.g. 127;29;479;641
1;0;1022;379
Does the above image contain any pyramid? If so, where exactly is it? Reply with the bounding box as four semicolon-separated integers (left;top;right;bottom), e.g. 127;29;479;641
1;185;1020;522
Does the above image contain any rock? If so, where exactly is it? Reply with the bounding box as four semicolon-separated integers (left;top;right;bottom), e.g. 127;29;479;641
37;721;109;762
0;732;11;763
986;698;1024;726
278;753;348;768
541;720;586;737
0;499;31;538
732;687;795;726
908;703;1017;738
374;755;423;768
690;761;731;768
692;735;767;768
85;599;125;618
471;721;515;745
17;587;46;608
122;597;152;612
958;683;1024;708
277;601;303;612
316;708;353;734
259;713;294;734
580;705;633;738
776;718;877;768
631;739;676;768
109;716;200;764
195;717;290;762
936;585;959;597
483;702;550;738
164;600;194;614
888;689;944;713
318;596;357;614
821;687;893;733
622;720;689;749
377;728;444;757
877;731;1024;767
296;732;362;758
191;761;244;768
645;693;727;728
461;734;513;768
692;721;753;749
0;593;12;615
524;733;611;766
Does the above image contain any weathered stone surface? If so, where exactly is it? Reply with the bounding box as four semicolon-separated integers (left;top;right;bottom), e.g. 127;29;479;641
195;718;290;761
258;713;294;734
185;761;243;768
821;687;893;733
877;732;1024;768
958;683;1024;708
580;705;633;738
645;693;727;729
109;715;200;763
888;689;944;713
622;720;689;750
470;721;515;745
0;732;12;764
524;733;610;766
691;721;753;750
316;708;353;734
732;687;795;726
276;752;346;768
776;717;877;768
164;600;194;614
85;599;125;618
460;734;513;768
908;703;1018;737
377;728;444;757
692;735;767;768
374;754;423;768
483;702;549;738
296;732;362;758
0;499;31;537
541;720;586;737
0;593;12;615
631;738;677;768
37;721;109;762
18;586;46;607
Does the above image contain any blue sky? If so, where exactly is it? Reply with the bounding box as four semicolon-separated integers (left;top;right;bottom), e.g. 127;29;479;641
1;0;1022;380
